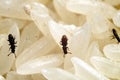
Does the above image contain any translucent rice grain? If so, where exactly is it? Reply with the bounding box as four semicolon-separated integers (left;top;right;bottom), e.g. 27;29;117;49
71;57;109;80
41;68;81;80
0;0;39;19
94;2;117;18
66;0;117;18
66;0;97;15
16;54;63;75
25;3;52;37
28;2;49;14
103;44;120;61
53;0;80;25
16;37;56;68
113;11;120;27
17;22;42;55
87;14;111;34
85;41;103;64
31;10;51;37
0;75;5;80
6;72;33;80
69;23;91;60
91;56;120;79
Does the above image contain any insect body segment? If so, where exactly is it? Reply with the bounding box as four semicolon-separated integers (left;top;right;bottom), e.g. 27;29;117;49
61;35;68;46
7;34;17;58
112;29;120;43
60;35;71;57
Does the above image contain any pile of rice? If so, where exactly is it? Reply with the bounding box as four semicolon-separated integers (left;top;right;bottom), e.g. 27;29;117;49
0;0;120;80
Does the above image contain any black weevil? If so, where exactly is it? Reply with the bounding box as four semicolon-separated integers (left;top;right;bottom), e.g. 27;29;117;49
60;35;71;57
112;29;120;43
7;34;17;58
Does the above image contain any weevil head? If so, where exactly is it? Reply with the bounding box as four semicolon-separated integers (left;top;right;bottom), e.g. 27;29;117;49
62;35;66;38
61;35;68;46
112;29;115;32
62;35;68;40
8;34;13;38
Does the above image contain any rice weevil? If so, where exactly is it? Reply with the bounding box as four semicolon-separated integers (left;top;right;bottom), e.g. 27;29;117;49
60;35;71;57
7;34;17;58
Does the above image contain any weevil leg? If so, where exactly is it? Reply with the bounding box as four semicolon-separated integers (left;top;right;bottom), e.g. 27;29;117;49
14;41;17;44
67;47;70;51
68;52;72;54
110;35;115;40
14;53;17;58
13;37;16;40
67;47;72;54
8;52;12;56
60;41;62;45
67;47;69;50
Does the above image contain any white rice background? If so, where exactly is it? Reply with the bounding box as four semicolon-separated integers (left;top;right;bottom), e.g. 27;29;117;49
0;0;120;80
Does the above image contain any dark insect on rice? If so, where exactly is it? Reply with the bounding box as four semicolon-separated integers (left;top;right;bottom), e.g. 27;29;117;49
112;29;120;43
60;35;71;57
7;34;17;58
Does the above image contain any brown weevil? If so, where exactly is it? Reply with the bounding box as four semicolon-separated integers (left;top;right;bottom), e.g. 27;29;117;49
7;34;17;58
60;35;71;57
112;29;120;43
